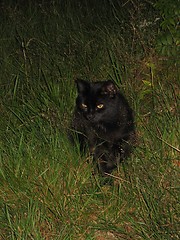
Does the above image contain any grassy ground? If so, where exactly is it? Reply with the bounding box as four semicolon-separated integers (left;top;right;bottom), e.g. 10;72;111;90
0;1;179;239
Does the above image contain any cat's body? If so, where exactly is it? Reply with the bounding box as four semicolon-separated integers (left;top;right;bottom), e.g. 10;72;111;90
70;79;135;175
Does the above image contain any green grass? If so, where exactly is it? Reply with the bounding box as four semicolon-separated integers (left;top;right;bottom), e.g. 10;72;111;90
0;1;179;239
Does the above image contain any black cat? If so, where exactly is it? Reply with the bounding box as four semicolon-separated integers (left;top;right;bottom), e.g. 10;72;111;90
70;79;135;175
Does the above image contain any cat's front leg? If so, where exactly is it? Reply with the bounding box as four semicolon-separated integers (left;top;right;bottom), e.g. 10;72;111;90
93;143;117;175
115;141;133;162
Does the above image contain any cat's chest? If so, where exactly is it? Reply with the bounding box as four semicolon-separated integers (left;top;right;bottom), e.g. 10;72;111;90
86;123;121;143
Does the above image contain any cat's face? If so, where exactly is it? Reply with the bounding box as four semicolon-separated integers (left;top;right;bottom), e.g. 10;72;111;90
75;79;118;124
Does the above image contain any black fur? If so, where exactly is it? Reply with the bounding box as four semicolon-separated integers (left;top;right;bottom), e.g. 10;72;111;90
70;79;135;175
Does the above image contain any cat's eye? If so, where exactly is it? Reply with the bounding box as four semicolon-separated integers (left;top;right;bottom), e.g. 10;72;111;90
97;104;104;109
81;103;87;109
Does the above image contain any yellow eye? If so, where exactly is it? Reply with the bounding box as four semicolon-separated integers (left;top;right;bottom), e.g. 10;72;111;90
97;104;104;109
81;103;87;109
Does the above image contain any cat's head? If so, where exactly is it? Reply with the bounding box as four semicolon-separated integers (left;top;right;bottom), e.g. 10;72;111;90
75;79;119;124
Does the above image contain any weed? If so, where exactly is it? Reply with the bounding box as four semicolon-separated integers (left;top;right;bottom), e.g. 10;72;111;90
0;1;179;239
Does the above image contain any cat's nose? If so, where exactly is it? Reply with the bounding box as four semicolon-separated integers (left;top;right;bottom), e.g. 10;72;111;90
87;114;94;121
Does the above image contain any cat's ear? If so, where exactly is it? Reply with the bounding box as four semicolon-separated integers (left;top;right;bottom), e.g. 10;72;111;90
101;80;117;97
75;79;90;93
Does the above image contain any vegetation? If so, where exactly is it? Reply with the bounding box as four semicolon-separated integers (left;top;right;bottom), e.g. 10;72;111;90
0;0;179;239
155;0;180;57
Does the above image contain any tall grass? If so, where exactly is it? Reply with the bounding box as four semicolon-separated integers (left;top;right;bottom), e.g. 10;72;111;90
0;1;179;239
